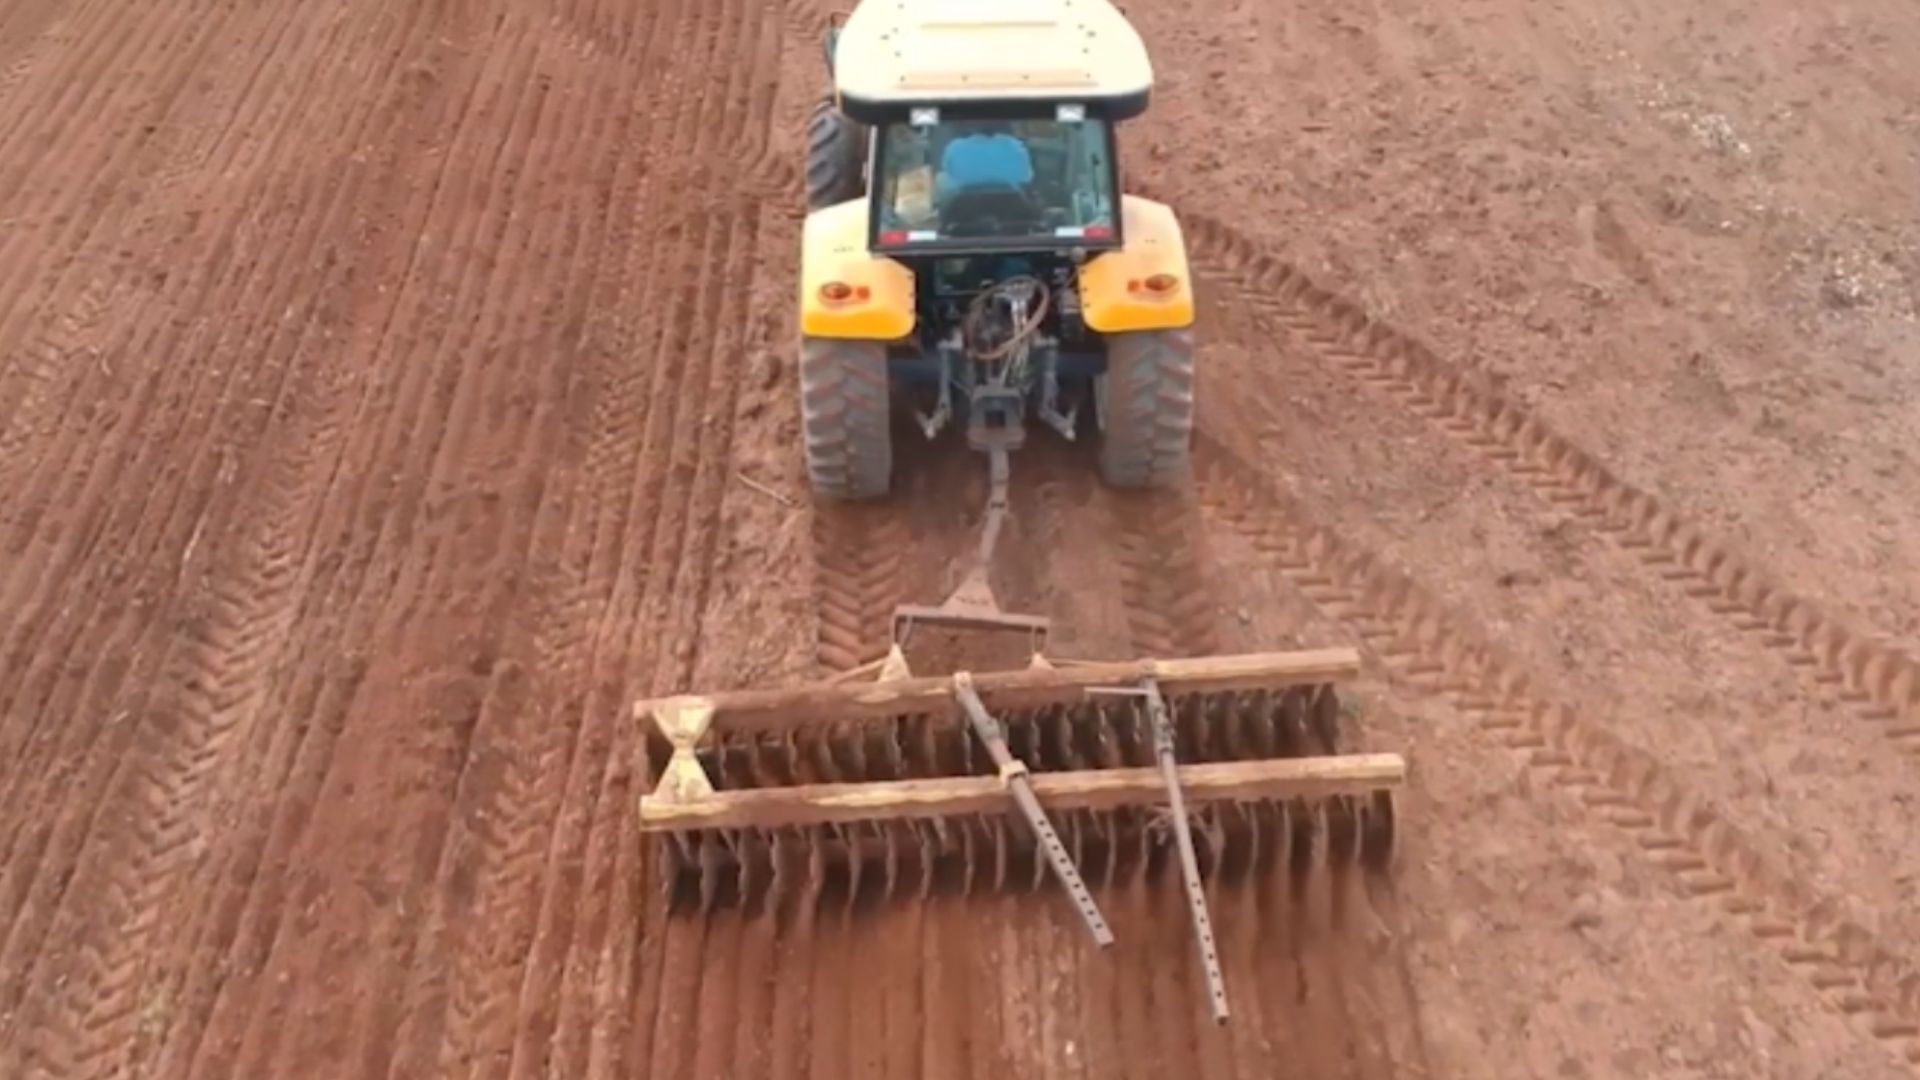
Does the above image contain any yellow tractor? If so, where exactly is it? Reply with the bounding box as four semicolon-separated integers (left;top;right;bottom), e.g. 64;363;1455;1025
799;0;1199;645
633;0;1403;1024
799;0;1194;495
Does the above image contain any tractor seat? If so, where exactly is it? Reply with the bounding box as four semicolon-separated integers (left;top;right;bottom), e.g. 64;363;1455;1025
938;134;1034;195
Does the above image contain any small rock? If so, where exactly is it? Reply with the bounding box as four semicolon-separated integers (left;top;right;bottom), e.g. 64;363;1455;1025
1739;1006;1771;1057
1446;911;1478;946
1569;892;1603;931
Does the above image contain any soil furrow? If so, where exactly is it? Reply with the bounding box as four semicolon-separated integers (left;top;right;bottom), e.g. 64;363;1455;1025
403;16;668;1079
0;4;447;1029
526;9;796;1058
145;13;544;1076
0;0;350;619
2;1;1910;1078
642;907;713;1080
372;36;630;1080
0;4;400;814
487;12;754;1074
252;23;586;1079
20;309;360;1080
536;209;762;1080
687;897;748;1079
0;0;238;382
496;138;770;1080
179;16;576;1078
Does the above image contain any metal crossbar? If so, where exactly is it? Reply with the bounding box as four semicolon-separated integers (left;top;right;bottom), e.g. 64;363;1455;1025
1143;677;1229;1022
953;672;1114;946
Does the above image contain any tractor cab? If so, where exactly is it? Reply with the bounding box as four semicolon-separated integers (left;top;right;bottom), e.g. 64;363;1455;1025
866;103;1123;258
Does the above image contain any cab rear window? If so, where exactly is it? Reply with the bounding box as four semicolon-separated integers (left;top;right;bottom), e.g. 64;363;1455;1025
872;116;1117;249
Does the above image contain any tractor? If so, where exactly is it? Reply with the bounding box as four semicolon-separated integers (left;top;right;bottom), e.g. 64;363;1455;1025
797;0;1197;511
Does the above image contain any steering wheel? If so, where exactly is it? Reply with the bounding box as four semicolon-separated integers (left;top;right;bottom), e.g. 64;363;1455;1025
939;183;1045;236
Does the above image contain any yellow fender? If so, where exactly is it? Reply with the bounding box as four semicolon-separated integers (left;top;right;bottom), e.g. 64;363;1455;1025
1077;195;1196;334
799;200;916;340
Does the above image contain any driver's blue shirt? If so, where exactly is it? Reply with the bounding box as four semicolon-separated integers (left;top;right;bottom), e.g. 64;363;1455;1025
938;134;1034;192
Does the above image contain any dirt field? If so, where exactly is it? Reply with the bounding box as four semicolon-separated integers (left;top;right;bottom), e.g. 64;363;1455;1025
2;0;1917;1076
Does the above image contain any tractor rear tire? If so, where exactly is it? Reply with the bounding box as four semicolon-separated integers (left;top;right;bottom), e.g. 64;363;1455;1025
1097;328;1196;489
805;98;866;210
800;337;892;500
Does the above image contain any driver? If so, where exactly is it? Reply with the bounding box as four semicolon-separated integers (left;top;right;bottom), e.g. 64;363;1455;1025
936;121;1033;199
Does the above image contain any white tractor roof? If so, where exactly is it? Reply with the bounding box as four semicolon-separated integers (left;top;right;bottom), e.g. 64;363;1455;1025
834;0;1153;117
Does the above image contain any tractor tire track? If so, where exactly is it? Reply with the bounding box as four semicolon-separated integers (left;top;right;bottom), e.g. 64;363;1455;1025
0;10;449;1071
1185;214;1920;761
813;504;911;673
231;25;573;1075
137;10;564;1076
1106;487;1223;661
470;0;729;1065
386;6;671;1076
516;199;769;1080
1194;431;1920;1071
0;0;382;855
502;0;788;1063
541;210;764;1080
15;310;357;1080
0;0;345;670
495;31;764;1080
0;0;248;428
369;21;652;1080
147;8;605;1075
9;2;801;1080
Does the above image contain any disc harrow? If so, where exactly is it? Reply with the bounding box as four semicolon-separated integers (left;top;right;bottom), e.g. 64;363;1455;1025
634;647;1403;1021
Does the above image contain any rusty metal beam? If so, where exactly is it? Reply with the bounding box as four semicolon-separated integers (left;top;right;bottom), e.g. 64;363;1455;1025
638;752;1404;831
632;648;1362;737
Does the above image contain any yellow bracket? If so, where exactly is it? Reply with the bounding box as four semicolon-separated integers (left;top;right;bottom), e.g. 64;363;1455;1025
641;696;717;808
823;642;915;685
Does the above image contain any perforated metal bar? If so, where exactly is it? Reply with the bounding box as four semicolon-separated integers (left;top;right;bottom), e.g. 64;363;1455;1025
953;674;1114;946
1144;677;1230;1023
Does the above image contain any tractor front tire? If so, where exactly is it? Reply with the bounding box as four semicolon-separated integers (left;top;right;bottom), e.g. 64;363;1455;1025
1097;328;1196;489
800;337;892;500
805;98;866;210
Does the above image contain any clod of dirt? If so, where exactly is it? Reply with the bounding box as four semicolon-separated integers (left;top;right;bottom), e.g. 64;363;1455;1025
1568;893;1603;931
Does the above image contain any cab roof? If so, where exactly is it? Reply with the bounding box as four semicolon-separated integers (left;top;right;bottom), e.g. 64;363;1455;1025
833;0;1153;123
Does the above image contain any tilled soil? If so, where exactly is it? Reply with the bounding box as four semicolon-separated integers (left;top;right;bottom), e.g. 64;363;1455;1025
1;0;1916;1078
